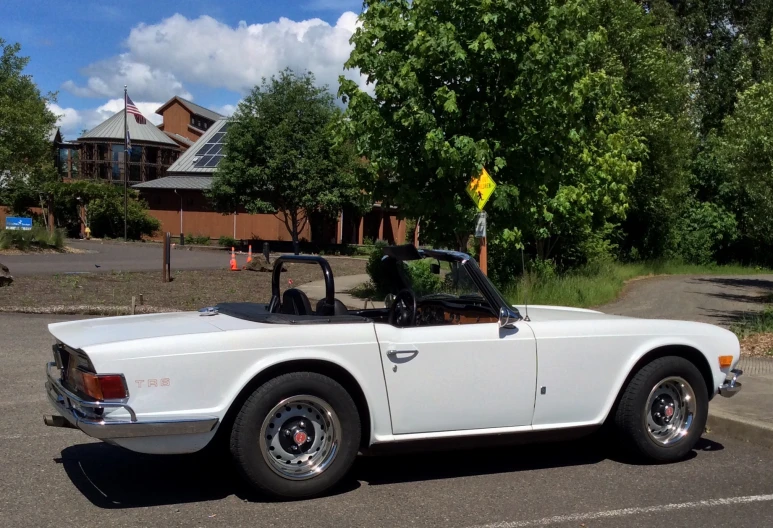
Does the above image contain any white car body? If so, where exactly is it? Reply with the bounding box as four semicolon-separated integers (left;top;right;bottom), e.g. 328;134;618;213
45;301;742;455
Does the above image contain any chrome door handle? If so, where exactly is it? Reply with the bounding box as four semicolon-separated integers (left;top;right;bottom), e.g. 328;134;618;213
386;349;419;361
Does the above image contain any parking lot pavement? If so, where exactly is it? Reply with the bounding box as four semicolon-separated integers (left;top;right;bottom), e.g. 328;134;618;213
1;240;228;275
4;312;773;528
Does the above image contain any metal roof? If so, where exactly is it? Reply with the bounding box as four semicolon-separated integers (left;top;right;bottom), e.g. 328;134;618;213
156;96;224;122
164;131;195;147
166;118;229;175
132;175;212;190
78;111;178;146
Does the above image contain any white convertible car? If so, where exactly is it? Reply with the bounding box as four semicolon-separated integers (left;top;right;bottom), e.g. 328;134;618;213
44;245;743;498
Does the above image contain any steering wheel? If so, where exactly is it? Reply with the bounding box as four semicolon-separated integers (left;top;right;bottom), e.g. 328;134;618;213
389;288;417;327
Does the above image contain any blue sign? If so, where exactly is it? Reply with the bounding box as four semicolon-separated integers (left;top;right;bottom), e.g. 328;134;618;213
5;217;33;231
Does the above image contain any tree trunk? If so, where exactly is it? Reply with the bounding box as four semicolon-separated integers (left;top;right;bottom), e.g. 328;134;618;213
291;211;300;255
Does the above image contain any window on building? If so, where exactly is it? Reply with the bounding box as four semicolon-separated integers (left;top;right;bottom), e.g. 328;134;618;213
146;147;158;164
97;144;108;161
129;165;141;182
130;146;142;163
111;144;123;164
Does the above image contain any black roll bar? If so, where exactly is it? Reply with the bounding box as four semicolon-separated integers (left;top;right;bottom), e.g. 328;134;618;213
269;255;335;312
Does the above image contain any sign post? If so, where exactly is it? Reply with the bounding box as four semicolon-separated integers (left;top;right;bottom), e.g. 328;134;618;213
466;168;497;275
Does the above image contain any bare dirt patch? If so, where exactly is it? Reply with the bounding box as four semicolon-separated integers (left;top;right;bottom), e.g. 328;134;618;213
740;333;773;357
0;259;365;313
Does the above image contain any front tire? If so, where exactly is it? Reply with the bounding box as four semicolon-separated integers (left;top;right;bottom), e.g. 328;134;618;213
613;356;708;462
230;372;361;499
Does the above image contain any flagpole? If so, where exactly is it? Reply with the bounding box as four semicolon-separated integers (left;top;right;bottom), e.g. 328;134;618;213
123;85;128;241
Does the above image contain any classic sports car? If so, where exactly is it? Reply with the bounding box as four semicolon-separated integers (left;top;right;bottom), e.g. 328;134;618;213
44;245;743;499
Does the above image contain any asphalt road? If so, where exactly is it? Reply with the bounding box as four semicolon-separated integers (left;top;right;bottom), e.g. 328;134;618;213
600;274;773;327
2;312;773;528
1;240;228;276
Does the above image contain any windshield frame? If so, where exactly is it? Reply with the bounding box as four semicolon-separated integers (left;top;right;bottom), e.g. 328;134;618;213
380;246;521;321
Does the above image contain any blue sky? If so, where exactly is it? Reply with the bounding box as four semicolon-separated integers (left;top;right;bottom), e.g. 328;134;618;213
3;0;366;138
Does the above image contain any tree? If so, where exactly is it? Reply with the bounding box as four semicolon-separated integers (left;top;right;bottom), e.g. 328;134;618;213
340;0;664;276
709;32;773;263
0;39;58;212
209;69;367;254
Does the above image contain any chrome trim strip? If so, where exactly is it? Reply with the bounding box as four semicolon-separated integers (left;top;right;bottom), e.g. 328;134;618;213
45;362;219;439
718;368;743;398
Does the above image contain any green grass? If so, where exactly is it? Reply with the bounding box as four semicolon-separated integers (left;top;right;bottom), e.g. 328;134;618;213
503;260;771;309
730;306;773;340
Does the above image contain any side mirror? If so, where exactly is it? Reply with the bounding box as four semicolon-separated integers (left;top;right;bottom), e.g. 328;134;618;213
384;293;396;309
430;263;441;275
499;307;519;329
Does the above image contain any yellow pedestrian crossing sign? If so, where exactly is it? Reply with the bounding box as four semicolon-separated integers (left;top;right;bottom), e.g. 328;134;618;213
466;167;497;211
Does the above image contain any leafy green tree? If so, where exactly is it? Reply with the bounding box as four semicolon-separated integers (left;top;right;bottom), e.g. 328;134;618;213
209;69;368;254
340;0;666;276
709;33;773;263
606;2;696;260
0;39;58;211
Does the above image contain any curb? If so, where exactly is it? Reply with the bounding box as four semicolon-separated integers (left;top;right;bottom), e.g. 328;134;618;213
707;409;773;450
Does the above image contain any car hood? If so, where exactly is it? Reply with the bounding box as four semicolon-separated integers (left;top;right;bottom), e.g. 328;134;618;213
48;311;260;350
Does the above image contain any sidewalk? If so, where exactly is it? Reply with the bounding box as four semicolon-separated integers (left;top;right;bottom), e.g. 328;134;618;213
298;274;373;309
708;356;773;449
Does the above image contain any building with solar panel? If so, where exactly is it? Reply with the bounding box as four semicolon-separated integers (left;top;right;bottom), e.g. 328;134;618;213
133;116;411;248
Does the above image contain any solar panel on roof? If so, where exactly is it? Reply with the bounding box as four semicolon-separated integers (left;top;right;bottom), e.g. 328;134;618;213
204;156;222;167
191;121;230;169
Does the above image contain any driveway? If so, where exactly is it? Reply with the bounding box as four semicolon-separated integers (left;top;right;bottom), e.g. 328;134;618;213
599;274;773;327
1;240;229;275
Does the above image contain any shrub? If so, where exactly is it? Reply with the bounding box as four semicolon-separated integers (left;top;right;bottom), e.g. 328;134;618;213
0;227;65;251
405;259;442;296
218;235;238;248
185;233;211;245
88;194;160;240
365;239;390;294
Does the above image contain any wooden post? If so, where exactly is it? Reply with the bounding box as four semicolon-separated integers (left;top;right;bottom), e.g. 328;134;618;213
162;232;171;282
131;296;136;315
479;236;487;275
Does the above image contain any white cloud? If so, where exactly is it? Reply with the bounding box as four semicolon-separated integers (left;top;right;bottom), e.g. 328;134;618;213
63;54;192;101
214;103;238;116
47;103;82;138
47;100;163;140
64;12;368;102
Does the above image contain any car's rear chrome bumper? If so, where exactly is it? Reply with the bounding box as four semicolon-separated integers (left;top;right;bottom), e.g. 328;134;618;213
718;368;743;398
44;362;218;439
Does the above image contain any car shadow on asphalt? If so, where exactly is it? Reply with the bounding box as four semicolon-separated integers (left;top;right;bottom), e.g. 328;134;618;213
55;436;723;507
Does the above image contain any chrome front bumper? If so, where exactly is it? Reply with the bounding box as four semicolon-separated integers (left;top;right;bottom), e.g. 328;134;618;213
718;368;743;398
45;362;219;439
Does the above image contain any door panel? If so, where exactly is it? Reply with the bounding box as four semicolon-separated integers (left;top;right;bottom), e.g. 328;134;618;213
375;322;537;435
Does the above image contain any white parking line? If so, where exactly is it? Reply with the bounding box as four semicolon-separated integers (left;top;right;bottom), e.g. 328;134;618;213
469;494;773;528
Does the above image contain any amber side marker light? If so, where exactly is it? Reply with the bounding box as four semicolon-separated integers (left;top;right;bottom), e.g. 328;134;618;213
78;372;128;400
719;356;734;369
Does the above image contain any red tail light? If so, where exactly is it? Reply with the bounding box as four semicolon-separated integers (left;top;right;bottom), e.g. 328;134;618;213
98;375;128;400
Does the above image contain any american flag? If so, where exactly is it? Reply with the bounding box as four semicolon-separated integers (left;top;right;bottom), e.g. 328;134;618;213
125;94;147;125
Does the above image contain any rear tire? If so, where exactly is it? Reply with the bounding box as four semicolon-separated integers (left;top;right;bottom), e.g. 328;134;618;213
613;356;708;462
230;372;361;499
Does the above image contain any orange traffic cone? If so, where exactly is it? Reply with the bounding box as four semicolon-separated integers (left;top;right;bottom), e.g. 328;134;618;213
247;244;253;264
229;247;239;271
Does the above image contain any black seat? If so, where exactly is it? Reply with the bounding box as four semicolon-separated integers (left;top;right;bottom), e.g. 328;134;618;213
281;289;313;316
316;298;349;316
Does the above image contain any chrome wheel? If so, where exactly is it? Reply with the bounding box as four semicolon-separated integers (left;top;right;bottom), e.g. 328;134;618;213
259;395;340;480
645;376;696;445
